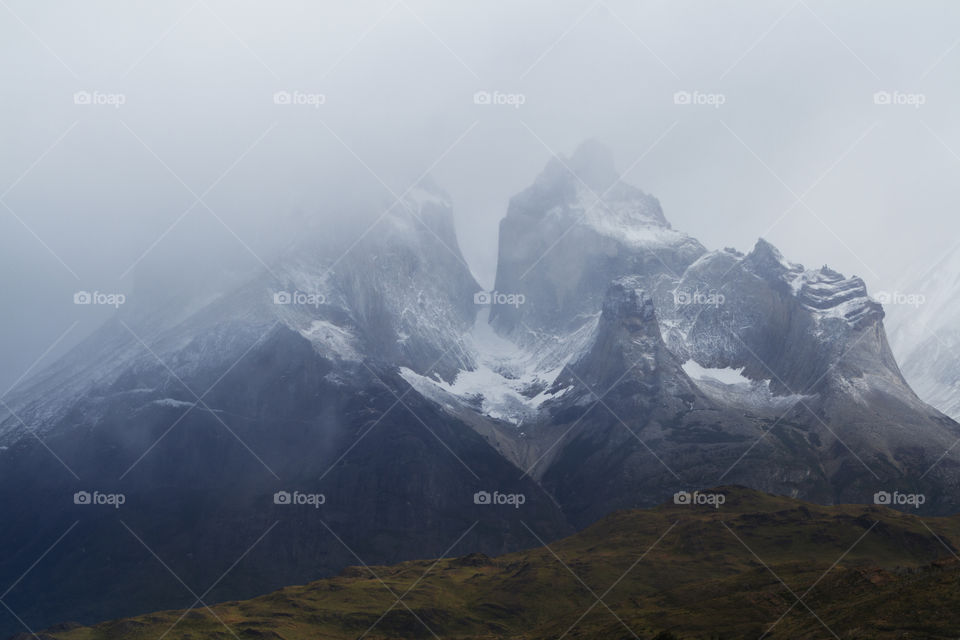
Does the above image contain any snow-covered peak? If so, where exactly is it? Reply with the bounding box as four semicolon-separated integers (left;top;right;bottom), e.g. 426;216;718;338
511;140;671;229
743;238;802;278
574;188;695;250
525;145;696;251
490;144;706;338
790;267;880;329
739;239;880;330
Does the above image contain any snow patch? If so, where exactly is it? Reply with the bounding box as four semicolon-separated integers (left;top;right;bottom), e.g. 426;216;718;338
682;360;813;410
547;187;696;251
399;310;577;425
583;198;691;248
152;398;195;409
299;320;362;361
682;361;752;386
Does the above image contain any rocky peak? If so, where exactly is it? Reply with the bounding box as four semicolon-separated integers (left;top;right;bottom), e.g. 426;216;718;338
509;140;668;226
561;280;698;401
795;268;882;328
490;144;703;336
742;238;798;279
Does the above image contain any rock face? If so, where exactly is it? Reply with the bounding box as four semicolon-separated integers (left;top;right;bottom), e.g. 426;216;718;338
2;143;960;636
490;140;705;338
656;239;959;486
661;240;891;394
557;282;699;403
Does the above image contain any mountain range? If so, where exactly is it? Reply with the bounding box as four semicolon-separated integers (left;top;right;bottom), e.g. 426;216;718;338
1;140;959;636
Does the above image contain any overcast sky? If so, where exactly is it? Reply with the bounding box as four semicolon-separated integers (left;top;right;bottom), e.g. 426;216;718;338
2;0;960;392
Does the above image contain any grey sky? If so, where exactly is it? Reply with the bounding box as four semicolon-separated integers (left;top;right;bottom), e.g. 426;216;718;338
2;0;959;391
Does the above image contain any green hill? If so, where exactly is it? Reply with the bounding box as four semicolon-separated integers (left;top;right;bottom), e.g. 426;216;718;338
40;487;960;640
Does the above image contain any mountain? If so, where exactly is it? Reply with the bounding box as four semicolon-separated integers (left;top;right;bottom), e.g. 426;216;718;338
423;141;960;526
886;244;960;421
3;142;960;637
0;183;572;637
36;487;960;640
490;139;705;339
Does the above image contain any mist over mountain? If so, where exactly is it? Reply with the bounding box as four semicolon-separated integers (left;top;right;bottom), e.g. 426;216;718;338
2;139;960;636
886;246;960;422
4;0;960;396
4;4;960;638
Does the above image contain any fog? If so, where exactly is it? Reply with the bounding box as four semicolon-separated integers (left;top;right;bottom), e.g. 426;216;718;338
2;0;959;391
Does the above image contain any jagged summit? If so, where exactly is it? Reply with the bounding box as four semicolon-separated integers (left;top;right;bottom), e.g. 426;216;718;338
796;268;880;324
561;281;698;401
491;141;702;335
665;237;892;389
742;237;797;277
733;238;881;327
509;140;670;228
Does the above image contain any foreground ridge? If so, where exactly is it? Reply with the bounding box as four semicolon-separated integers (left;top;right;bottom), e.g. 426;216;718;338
40;487;960;640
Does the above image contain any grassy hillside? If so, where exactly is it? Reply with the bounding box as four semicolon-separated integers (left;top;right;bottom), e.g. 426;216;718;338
40;487;960;640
